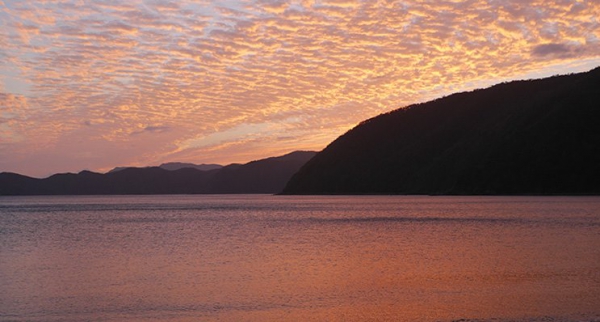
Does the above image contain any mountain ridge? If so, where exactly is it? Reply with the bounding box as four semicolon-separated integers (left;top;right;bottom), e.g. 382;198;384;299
282;67;600;195
108;162;223;173
0;151;316;195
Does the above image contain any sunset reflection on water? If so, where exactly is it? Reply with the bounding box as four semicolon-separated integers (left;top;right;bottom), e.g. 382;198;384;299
0;195;599;321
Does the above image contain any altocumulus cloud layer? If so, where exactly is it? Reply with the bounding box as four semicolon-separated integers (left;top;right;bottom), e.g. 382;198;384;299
1;0;599;177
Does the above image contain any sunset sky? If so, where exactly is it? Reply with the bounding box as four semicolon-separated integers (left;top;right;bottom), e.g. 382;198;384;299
1;0;599;178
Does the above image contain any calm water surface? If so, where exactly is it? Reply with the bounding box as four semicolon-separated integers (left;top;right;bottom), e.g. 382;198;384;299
0;195;599;322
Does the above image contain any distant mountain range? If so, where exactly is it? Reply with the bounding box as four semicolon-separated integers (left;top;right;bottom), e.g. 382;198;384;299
283;67;600;195
159;162;223;171
0;151;315;195
108;162;223;173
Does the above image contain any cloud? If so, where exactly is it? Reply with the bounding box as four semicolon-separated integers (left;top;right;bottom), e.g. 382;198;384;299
130;125;171;135
532;43;580;57
0;0;599;176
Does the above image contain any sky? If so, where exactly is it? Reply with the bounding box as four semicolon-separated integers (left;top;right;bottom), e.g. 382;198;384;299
1;0;599;178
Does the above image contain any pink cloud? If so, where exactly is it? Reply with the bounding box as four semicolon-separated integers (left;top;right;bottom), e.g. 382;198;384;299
0;0;599;177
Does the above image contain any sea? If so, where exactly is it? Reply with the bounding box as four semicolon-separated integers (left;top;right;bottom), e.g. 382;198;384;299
0;195;599;322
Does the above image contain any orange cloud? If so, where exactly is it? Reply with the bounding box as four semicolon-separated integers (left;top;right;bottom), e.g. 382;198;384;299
0;0;599;177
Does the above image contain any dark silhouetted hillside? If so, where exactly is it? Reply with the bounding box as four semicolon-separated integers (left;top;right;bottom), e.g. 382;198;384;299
282;67;600;195
0;151;315;195
209;151;317;193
